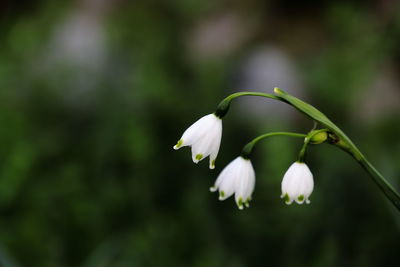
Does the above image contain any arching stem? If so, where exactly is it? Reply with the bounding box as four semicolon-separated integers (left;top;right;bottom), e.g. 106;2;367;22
215;88;400;211
214;92;283;118
241;132;307;159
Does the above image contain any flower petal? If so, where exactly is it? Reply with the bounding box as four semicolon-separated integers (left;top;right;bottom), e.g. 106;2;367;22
281;162;314;205
174;113;223;166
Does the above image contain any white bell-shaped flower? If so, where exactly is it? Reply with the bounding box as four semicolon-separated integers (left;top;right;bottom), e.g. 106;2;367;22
210;156;255;209
281;162;314;205
173;113;222;169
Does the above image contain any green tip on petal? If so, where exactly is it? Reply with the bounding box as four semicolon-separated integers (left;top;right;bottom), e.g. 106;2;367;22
237;198;244;210
283;193;291;204
298;195;305;202
245;197;251;208
173;139;183;150
283;193;289;201
210;159;216;169
219;191;225;198
195;154;203;161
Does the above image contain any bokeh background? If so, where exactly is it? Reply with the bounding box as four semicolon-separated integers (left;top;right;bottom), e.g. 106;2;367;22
1;0;400;266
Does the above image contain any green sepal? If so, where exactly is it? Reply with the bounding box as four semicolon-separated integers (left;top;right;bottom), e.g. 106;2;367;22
214;99;230;118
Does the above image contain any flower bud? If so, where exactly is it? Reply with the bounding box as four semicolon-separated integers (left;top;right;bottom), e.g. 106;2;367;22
309;131;328;144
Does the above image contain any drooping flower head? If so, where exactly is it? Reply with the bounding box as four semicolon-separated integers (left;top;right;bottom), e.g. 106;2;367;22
173;113;222;169
210;156;255;209
281;162;314;205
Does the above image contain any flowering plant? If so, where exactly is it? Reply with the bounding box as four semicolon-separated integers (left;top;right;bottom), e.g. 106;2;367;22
174;88;400;211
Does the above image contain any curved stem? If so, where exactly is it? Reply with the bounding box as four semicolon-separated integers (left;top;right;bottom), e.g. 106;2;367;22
241;132;307;159
298;129;330;162
222;92;282;102
215;92;283;118
213;89;400;210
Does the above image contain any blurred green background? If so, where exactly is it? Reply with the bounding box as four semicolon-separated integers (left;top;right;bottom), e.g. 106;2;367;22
1;0;400;266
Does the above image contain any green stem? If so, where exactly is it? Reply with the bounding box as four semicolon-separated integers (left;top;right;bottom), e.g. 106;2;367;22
298;129;330;162
241;132;307;159
222;92;282;102
215;92;282;118
214;89;400;211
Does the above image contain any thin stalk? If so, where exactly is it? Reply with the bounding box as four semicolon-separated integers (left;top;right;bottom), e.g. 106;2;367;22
215;92;283;118
222;92;282;102
298;129;329;162
241;132;307;158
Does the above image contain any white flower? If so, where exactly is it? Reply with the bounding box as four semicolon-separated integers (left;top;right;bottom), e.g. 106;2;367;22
210;156;256;209
281;162;314;205
173;113;222;169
